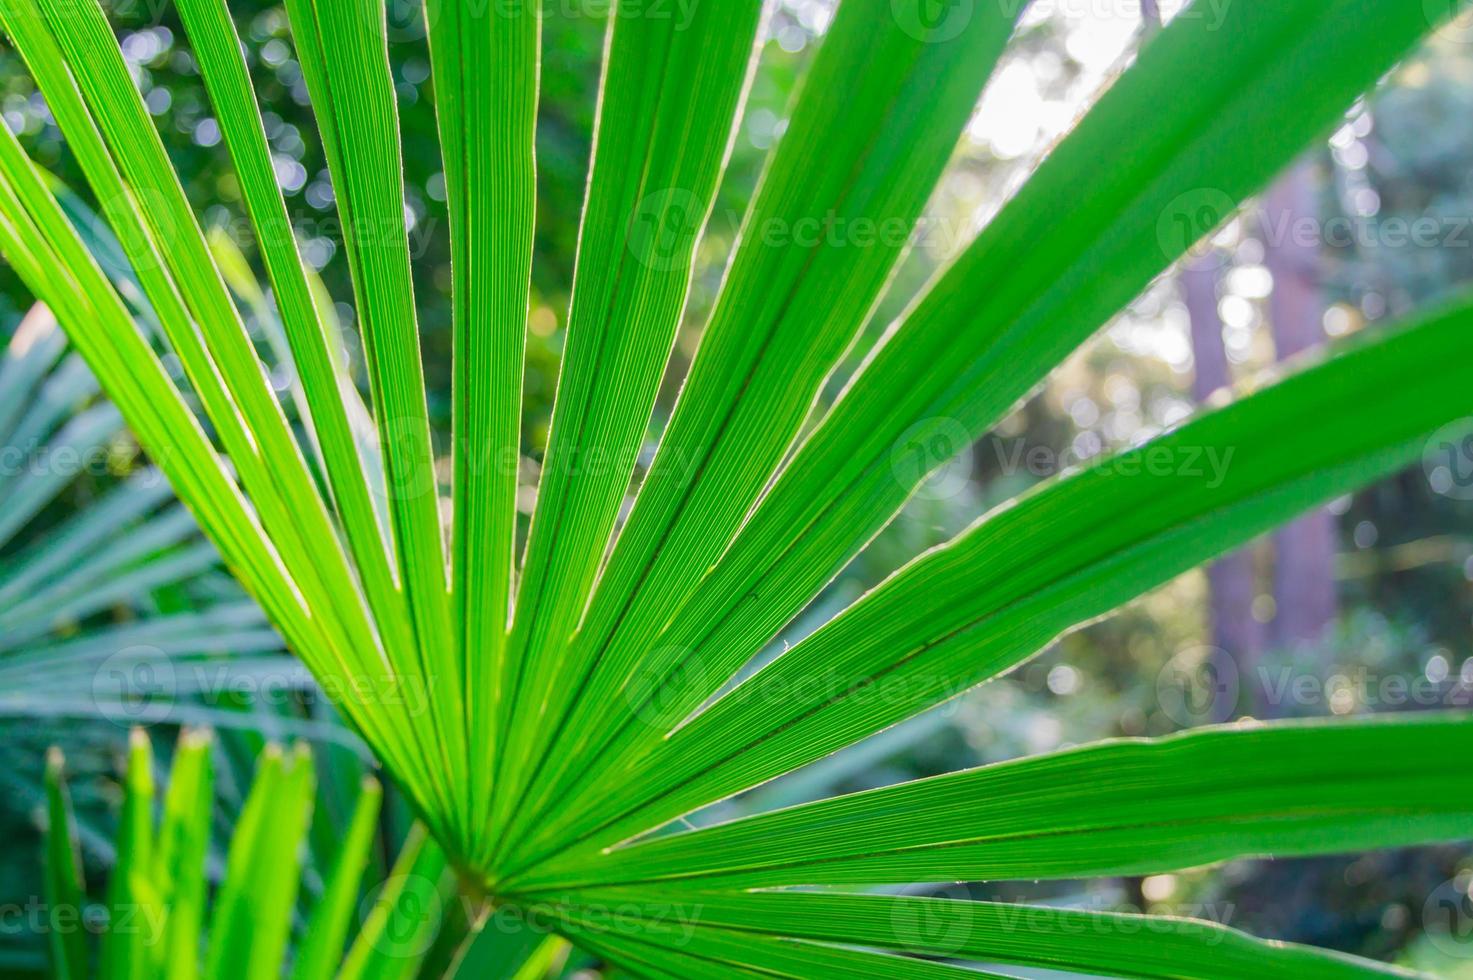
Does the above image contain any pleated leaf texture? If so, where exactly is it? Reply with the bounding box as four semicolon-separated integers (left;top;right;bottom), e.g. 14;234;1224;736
43;729;466;980
0;295;313;743
4;0;1473;975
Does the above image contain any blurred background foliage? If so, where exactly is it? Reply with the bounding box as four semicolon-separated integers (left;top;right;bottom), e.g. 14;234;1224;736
1;0;1472;975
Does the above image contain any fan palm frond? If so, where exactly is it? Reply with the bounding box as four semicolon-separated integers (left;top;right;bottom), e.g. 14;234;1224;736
42;728;504;980
3;0;1472;975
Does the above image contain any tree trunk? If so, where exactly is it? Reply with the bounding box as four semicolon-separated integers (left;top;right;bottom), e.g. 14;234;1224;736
1183;258;1262;720
1262;163;1339;653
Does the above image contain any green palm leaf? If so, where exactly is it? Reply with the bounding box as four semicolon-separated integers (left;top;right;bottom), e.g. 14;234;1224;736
509;297;1473;861
290;775;382;980
421;0;538;859
563;921;1017;979
283;0;466;836
542;889;1416;979
42;748;87;980
5;0;1473;976
514;715;1473;891
42;730;457;978
0;292;365;822
500;0;1022;857
491;0;766;861
523;0;1463;821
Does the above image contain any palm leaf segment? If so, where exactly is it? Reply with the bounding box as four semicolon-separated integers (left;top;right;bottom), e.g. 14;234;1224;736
43;729;462;980
0;300;297;729
0;189;401;811
0;289;367;810
3;0;1473;975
